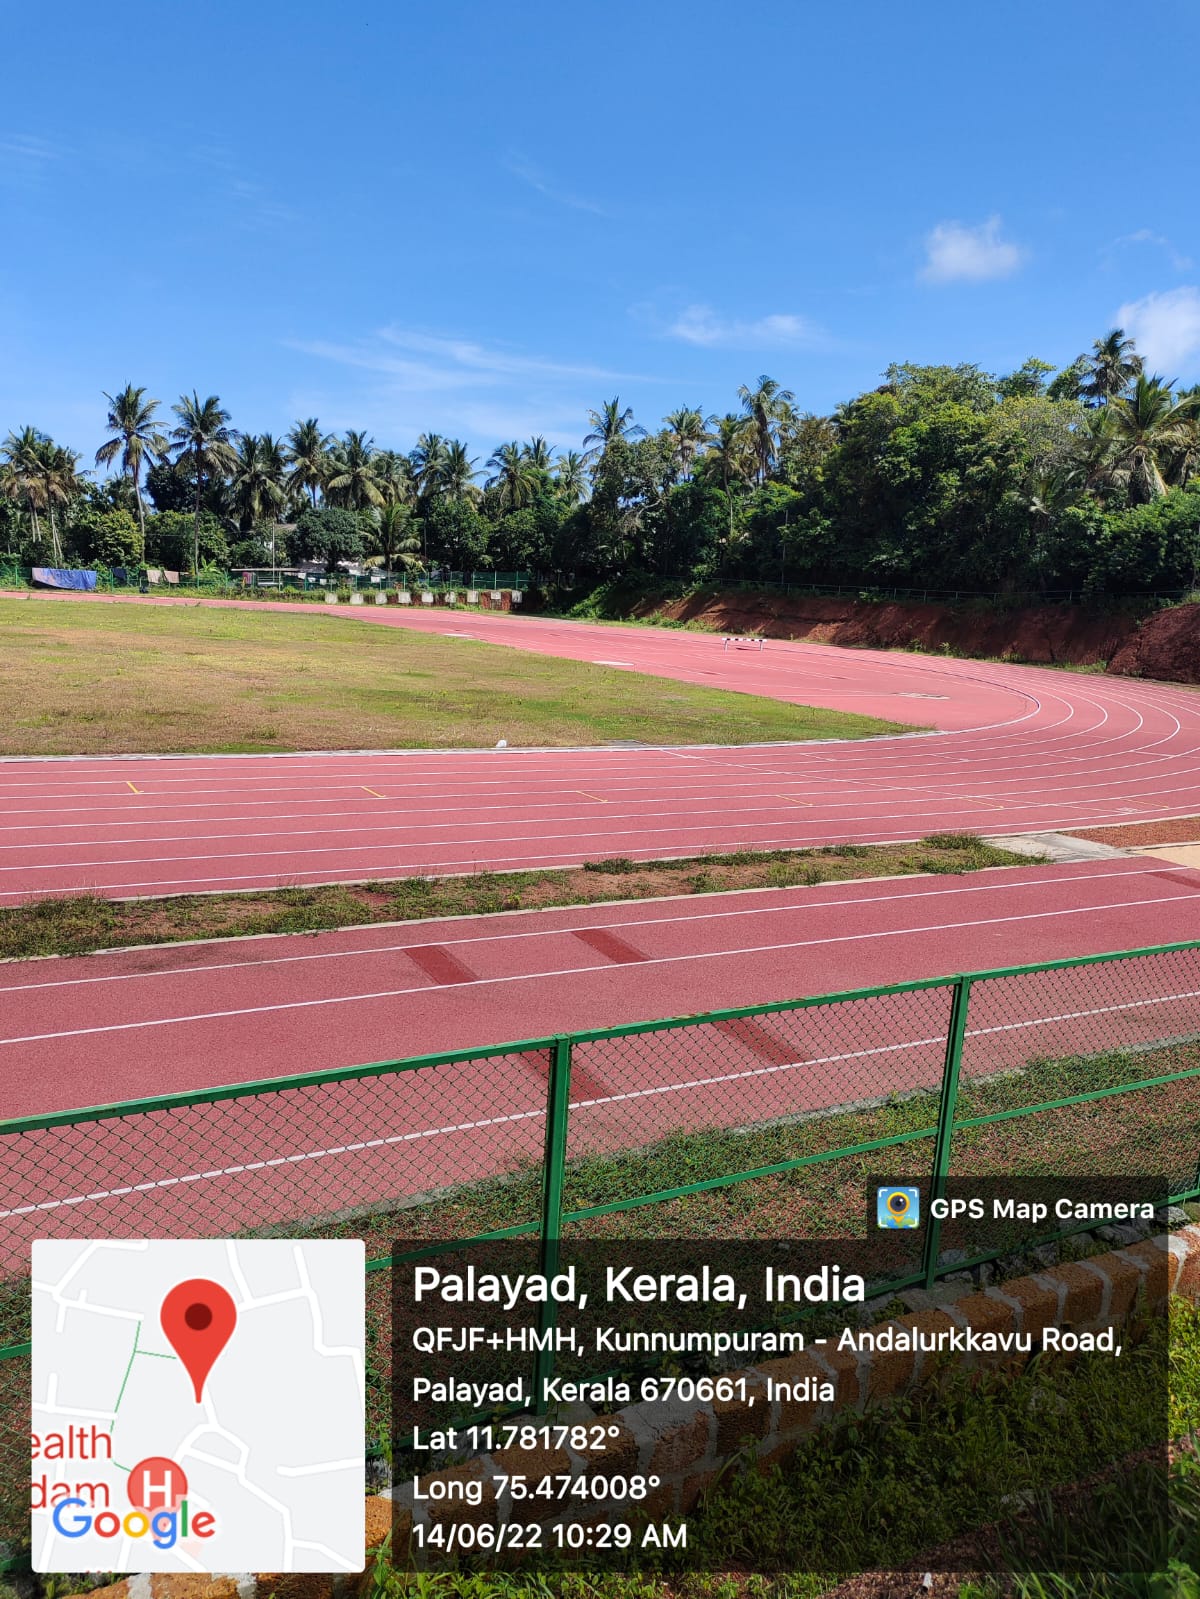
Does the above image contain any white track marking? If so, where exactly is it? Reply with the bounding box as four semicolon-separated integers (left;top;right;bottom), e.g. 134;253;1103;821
3;887;1198;1046
7;984;1198;1219
0;864;1163;995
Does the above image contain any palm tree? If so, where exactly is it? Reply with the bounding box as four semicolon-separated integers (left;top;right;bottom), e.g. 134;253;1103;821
1167;388;1200;490
38;442;84;563
94;385;166;545
411;433;448;503
1;425;49;546
523;436;554;471
170;393;239;576
582;397;645;464
486;441;540;511
375;449;416;507
1095;375;1199;504
284;418;333;508
370;500;422;579
737;375;796;483
663;407;713;481
325;430;384;510
1079;330;1144;407
553;451;587;503
438;440;481;503
228;434;287;532
701;413;756;550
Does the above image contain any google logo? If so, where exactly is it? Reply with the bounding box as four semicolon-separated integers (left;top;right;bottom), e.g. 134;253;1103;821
49;1457;216;1551
50;1500;215;1550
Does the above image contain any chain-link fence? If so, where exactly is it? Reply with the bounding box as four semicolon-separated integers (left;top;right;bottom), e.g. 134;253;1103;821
4;939;1199;1566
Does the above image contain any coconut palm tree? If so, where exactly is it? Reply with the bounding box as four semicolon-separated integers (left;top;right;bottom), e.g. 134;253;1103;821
1079;330;1144;408
375;449;416;507
582;397;644;464
486;441;540;511
1095;375;1199;504
40;442;85;562
663;407;713;481
284;418;333;508
438;440;481;503
1;425;49;546
94;385;166;545
737;375;796;483
170;393;239;575
228;434;287;532
553;451;587;503
700;413;756;550
411;434;449;503
1167;389;1200;489
523;436;554;472
370;500;422;579
325;430;384;510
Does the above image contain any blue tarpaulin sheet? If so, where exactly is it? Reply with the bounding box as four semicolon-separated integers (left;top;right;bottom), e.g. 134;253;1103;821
32;568;97;591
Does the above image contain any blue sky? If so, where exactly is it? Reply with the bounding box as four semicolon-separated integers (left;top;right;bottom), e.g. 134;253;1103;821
3;0;1198;465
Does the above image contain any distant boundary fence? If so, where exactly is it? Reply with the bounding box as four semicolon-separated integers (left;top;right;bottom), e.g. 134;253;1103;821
3;560;1192;609
3;938;1200;1566
0;561;536;594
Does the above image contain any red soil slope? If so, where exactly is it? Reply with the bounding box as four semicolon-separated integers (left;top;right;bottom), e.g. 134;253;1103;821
1108;601;1200;684
635;590;1200;679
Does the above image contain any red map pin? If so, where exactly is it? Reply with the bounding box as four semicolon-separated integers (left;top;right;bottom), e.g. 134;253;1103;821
161;1279;238;1402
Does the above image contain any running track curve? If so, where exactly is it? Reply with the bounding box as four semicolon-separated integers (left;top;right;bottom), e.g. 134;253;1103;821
5;857;1200;1255
3;594;1200;902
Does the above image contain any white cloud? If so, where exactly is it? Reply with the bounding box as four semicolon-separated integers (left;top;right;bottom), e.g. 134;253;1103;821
1116;286;1200;376
506;157;608;217
665;304;823;348
286;325;663;450
1107;229;1192;272
290;327;649;390
919;216;1025;284
0;132;63;190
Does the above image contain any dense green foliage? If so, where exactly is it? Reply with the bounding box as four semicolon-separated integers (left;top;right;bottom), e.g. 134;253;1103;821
3;331;1198;595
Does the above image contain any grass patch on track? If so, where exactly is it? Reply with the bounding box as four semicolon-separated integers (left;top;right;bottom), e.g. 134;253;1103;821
0;598;908;755
0;834;1032;961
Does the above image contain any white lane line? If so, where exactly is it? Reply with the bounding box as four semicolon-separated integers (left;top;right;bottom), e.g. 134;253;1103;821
6;735;1200;834
8;749;1199;835
2;888;1197;1046
8;984;1197;1219
0;813;1189;899
0;789;1143;878
3;755;1199;858
0;864;1157;995
0;790;1126;859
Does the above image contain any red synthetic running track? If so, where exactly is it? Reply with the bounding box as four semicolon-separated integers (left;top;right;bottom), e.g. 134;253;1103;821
5;857;1200;1257
5;857;1200;1120
4;593;1200;902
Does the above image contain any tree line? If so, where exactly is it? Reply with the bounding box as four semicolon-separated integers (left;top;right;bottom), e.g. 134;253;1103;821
3;330;1199;598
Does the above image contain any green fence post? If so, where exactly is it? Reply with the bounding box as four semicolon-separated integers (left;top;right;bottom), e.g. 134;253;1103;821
533;1036;573;1413
922;975;972;1289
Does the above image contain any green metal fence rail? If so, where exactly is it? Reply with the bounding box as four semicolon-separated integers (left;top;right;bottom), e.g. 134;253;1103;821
4;937;1200;1566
